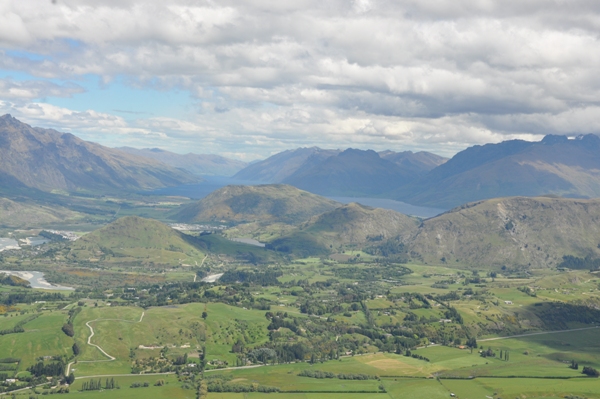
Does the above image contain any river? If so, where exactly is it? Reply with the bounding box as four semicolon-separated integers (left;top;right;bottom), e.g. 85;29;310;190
0;270;74;291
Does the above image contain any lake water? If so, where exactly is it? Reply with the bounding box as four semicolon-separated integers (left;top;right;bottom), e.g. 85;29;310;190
0;270;74;291
230;238;266;247
0;238;20;252
145;177;445;218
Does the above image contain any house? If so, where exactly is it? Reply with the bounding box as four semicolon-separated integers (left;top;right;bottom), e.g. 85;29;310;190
504;300;513;305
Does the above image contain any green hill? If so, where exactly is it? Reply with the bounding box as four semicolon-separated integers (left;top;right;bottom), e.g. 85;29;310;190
68;216;206;266
175;184;340;224
408;196;600;268
268;202;420;256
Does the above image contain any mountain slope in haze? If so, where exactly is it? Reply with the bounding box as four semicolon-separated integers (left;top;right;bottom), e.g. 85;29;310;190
0;197;82;228
234;146;447;197
68;216;206;266
378;150;448;173
233;147;340;182
398;134;600;209
282;149;417;196
408;196;600;268
0;115;198;193
118;147;248;176
175;184;341;224
268;202;420;256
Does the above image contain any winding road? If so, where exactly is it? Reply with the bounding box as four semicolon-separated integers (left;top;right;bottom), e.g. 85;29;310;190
66;311;145;376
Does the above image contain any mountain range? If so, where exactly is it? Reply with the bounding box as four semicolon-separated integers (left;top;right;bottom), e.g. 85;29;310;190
0;114;198;194
234;135;600;209
233;147;447;197
173;185;600;268
396;134;600;208
118;147;247;177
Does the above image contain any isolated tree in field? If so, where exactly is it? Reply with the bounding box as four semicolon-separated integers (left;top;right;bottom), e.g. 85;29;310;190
582;366;599;377
201;311;207;319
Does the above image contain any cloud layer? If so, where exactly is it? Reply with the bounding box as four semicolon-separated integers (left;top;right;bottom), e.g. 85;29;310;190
1;0;600;158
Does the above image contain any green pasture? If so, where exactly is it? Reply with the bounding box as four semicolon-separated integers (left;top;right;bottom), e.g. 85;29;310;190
0;312;72;374
443;377;600;399
71;302;270;376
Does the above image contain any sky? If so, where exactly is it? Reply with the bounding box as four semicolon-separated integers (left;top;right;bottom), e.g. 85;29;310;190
1;1;600;161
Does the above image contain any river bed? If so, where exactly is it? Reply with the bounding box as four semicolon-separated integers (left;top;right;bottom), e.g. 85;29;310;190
0;270;74;290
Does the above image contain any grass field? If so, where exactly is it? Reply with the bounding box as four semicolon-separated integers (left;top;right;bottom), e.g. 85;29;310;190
70;302;270;376
0;312;72;374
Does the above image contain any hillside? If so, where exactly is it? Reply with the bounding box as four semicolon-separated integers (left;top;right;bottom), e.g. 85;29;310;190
408;196;600;268
0;114;198;193
118;147;247;176
68;216;206;266
283;149;417;196
233;147;340;182
398;134;600;208
0;197;82;228
175;184;340;224
378;150;447;173
268;202;420;256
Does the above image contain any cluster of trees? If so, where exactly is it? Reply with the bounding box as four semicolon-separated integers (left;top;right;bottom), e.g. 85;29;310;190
206;380;279;393
173;353;188;366
0;292;65;306
401;349;430;362
0;314;39;336
219;270;283;286
27;360;64;377
298;370;378;380
80;378;120;391
582;366;599;377
480;348;509;360
569;360;579;370
130;381;150;388
559;255;600;271
0;275;30;287
333;265;412;281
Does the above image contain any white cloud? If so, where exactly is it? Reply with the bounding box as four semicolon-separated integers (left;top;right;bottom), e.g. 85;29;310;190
0;0;599;158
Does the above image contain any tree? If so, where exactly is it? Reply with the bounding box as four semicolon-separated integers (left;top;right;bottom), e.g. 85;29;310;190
201;311;208;319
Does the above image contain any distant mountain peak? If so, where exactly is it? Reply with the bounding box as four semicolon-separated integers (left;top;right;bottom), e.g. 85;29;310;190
0;115;198;193
541;134;569;145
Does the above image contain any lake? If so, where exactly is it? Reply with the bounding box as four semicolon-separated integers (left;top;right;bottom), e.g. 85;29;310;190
0;270;74;290
230;238;266;247
0;237;20;252
145;176;445;218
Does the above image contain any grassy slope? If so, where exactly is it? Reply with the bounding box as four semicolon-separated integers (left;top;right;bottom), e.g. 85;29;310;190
0;197;82;228
67;216;206;266
409;196;600;268
175;184;340;225
72;302;270;376
268;202;419;256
